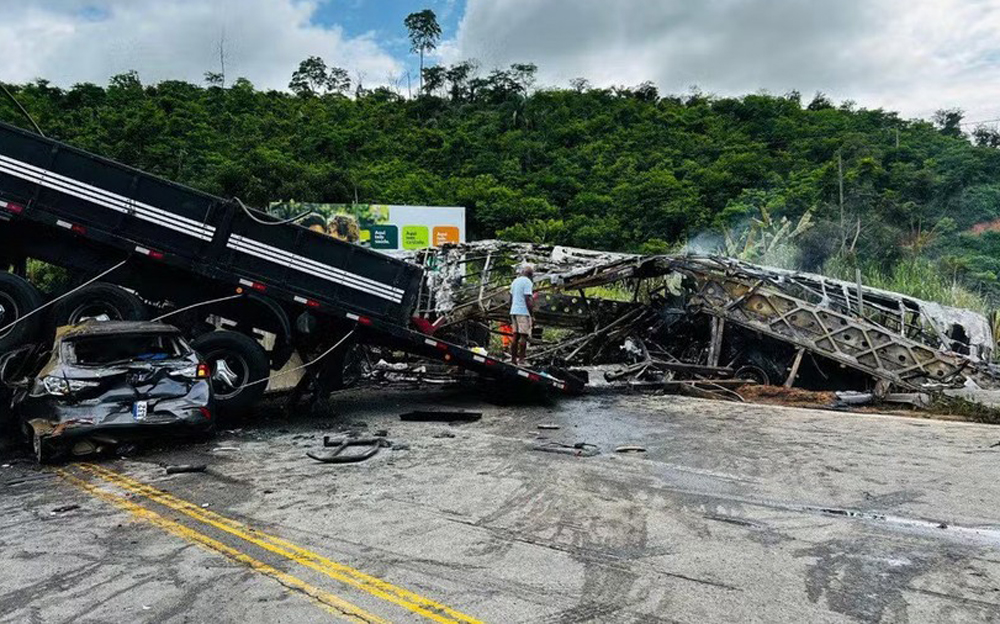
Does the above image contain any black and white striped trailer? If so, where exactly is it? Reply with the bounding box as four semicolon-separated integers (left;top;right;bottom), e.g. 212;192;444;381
0;120;579;414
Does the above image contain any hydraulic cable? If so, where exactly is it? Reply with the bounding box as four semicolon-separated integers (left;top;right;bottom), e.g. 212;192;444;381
151;294;244;322
233;329;356;391
232;197;323;226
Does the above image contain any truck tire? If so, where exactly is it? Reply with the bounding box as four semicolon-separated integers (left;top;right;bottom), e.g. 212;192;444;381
191;331;269;415
51;282;147;328
0;271;44;351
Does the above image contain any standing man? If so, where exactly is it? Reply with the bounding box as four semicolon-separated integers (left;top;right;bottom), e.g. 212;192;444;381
509;264;534;365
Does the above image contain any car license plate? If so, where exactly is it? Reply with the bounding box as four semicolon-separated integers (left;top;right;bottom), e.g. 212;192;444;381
133;401;148;421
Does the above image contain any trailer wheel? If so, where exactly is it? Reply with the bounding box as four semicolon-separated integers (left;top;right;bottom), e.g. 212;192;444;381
51;282;147;328
192;331;269;414
0;271;44;351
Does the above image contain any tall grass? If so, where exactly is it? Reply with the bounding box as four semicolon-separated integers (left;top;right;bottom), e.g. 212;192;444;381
824;256;989;314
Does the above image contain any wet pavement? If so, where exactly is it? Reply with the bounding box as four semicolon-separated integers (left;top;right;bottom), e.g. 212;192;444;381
2;387;1000;623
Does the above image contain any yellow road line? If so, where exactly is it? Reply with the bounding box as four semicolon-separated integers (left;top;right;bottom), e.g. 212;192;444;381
55;469;386;624
78;463;482;624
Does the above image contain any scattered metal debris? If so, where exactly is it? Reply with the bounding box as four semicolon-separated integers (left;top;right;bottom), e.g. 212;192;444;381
400;410;482;423
165;464;207;474
307;436;389;463
531;441;600;457
51;504;80;514
614;445;647;453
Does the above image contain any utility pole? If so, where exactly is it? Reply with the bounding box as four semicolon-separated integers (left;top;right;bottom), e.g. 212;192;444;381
895;127;900;148
838;149;845;250
218;27;227;88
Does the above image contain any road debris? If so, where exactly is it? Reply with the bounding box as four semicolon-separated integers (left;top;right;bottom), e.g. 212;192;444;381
51;504;80;514
399;410;482;423
165;464;207;475
307;435;389;463
537;424;560;430
531;441;600;457
614;445;647;453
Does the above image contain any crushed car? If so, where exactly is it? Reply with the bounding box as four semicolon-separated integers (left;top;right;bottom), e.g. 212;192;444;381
0;321;213;462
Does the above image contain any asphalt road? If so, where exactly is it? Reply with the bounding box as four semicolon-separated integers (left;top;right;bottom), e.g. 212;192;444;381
2;387;1000;623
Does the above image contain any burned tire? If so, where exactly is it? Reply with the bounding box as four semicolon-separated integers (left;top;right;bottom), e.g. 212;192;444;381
51;282;147;328
191;331;269;414
326;341;370;392
734;365;770;386
0;271;44;352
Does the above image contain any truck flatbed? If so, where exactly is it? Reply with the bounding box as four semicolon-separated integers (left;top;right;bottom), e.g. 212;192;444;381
0;120;579;398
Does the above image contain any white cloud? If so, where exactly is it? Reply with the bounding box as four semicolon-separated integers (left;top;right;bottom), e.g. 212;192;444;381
448;0;1000;121
0;0;403;90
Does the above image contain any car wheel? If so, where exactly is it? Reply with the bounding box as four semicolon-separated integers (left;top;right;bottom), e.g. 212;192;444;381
31;430;59;464
51;282;147;329
191;331;269;415
0;271;44;352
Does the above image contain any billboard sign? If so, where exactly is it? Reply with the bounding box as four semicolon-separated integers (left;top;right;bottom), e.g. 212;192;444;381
268;202;465;251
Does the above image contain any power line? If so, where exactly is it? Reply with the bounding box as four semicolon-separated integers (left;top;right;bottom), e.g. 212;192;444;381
959;117;1000;127
0;82;45;137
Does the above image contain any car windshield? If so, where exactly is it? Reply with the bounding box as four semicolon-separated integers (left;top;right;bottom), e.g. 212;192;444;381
67;333;189;366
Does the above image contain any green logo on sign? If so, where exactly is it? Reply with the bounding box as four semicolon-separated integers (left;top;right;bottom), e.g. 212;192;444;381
402;225;429;249
370;225;398;250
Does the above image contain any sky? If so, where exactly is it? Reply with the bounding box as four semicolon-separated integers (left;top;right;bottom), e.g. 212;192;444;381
2;0;1000;123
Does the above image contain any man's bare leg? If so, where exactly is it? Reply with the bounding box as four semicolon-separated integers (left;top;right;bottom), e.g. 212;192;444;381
518;336;528;363
510;333;521;365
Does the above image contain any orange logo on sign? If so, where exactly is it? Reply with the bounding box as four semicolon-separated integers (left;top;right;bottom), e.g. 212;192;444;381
433;226;459;246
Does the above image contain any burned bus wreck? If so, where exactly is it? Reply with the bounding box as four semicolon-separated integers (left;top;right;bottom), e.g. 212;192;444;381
402;242;1000;405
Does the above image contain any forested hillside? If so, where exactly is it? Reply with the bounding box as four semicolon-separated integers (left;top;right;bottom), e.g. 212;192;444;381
3;69;1000;307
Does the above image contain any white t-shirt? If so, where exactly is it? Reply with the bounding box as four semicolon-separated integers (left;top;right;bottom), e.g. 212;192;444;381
510;276;533;315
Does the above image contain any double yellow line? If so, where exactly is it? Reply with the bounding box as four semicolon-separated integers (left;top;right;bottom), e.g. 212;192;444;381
59;464;482;624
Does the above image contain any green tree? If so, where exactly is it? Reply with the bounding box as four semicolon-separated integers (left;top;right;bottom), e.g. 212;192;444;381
421;66;446;96
933;108;964;138
326;66;352;96
289;57;351;96
289;56;329;96
445;60;476;101
203;71;224;88
404;9;441;93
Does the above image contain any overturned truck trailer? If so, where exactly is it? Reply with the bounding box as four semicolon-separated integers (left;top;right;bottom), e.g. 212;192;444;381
405;242;1000;403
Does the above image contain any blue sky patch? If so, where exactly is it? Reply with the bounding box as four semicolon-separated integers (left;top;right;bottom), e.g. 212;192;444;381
313;0;463;59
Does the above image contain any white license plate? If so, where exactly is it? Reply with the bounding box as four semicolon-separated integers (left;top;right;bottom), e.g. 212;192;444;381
133;401;148;421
